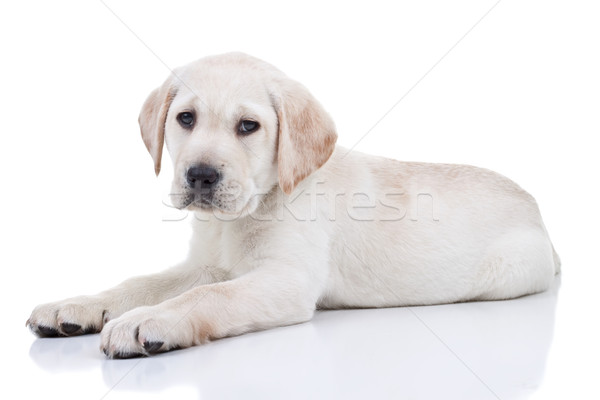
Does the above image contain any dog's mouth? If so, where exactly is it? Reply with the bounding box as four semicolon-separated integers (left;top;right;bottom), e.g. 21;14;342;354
173;188;247;215
187;195;213;210
176;193;217;210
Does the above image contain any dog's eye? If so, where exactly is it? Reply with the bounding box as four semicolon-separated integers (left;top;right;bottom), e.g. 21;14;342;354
238;120;259;135
177;112;195;128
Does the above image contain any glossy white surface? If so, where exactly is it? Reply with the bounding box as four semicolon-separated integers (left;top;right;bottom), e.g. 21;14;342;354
22;280;560;400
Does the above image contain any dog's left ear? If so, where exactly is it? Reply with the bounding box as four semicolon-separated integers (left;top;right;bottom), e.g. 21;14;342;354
274;80;338;195
138;76;177;176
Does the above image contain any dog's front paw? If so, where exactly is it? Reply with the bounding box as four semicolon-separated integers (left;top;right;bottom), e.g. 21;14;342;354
100;306;197;359
27;295;114;337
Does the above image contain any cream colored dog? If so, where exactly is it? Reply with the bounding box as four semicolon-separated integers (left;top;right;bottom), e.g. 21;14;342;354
27;53;560;358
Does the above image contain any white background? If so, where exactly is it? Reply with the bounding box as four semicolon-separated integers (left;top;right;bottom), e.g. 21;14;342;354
1;0;598;399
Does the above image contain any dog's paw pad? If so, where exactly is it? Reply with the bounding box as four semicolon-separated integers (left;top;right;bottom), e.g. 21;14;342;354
36;325;61;337
143;340;164;354
83;325;100;334
60;322;81;335
112;351;146;359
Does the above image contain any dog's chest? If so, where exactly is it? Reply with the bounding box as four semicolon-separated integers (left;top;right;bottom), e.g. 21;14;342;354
191;217;262;279
219;228;260;278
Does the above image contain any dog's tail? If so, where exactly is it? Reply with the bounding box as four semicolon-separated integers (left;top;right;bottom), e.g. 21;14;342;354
552;244;561;274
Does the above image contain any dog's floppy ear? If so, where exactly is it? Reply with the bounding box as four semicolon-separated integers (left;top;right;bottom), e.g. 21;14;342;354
138;76;177;176
274;80;337;195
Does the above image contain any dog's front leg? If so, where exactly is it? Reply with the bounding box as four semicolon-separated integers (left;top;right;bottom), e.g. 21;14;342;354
100;263;323;358
26;262;223;337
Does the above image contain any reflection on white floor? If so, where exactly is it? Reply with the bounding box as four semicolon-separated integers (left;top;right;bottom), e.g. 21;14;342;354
28;277;559;400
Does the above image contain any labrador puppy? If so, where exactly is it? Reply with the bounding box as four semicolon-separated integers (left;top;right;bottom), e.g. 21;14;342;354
27;53;560;358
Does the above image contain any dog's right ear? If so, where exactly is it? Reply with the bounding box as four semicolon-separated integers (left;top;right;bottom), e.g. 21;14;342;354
138;76;177;176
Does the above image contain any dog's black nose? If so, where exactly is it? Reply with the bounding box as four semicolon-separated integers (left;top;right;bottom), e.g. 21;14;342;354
186;165;220;189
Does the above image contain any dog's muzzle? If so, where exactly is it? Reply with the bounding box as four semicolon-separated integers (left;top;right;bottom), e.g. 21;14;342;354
176;164;221;209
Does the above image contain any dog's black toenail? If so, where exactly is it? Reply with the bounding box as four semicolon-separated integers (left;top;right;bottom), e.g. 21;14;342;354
102;348;109;356
37;325;60;337
60;322;81;335
113;351;145;359
143;341;164;353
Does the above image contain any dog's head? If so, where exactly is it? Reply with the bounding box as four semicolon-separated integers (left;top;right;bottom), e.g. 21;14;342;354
139;53;337;216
